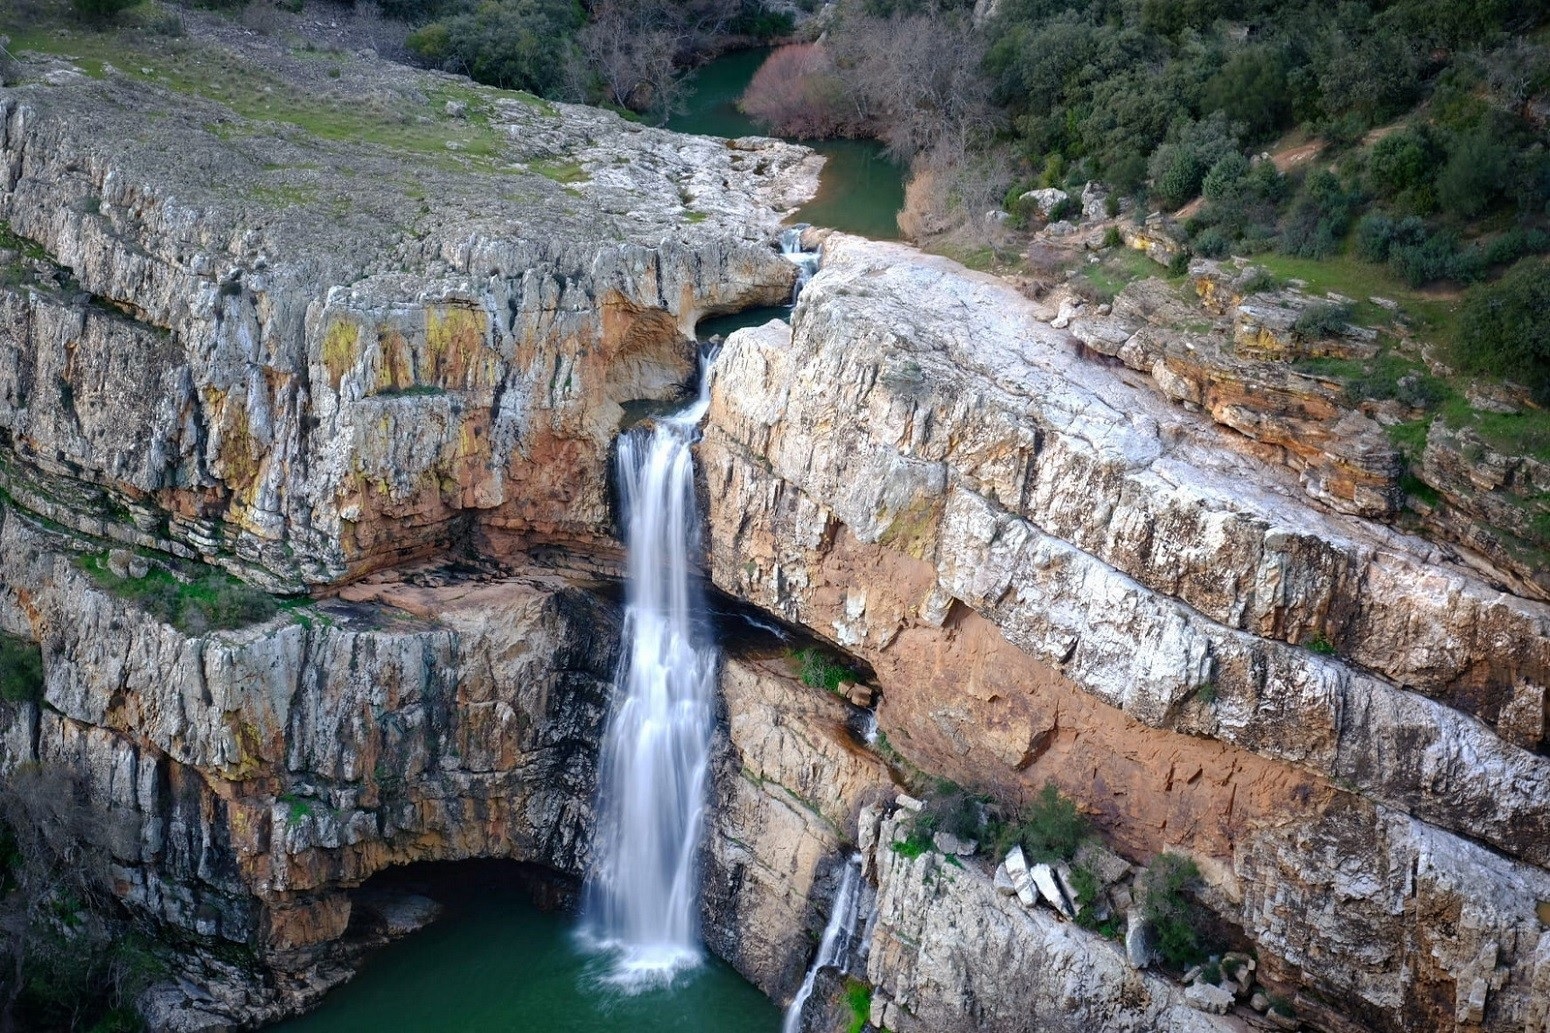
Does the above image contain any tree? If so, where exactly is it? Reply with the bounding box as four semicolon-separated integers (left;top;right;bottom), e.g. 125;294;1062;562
68;0;137;22
0;764;159;1033
1455;257;1550;401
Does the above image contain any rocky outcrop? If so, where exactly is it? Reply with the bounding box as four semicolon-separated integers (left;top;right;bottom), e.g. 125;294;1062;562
860;805;1236;1033
702;653;893;998
0;32;819;591
0;507;623;1027
700;233;1550;1032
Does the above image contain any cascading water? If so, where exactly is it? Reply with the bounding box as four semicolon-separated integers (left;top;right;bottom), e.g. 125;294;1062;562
779;227;821;304
582;348;720;988
780;856;864;1033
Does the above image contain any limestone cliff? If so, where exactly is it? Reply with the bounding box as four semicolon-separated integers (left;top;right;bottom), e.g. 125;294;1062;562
2;15;1549;1033
0;26;817;590
701;234;1550;1033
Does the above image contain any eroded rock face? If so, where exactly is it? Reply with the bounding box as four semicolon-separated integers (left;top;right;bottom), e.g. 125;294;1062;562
700;234;1550;1032
0;42;818;590
0;509;622;1027
861;808;1235;1033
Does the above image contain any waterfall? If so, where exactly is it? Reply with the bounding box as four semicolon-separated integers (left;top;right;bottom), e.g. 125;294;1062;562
779;226;821;303
781;856;864;1033
582;348;720;988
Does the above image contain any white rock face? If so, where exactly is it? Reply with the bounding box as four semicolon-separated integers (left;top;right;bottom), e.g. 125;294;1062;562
701;233;1550;1032
864;813;1234;1033
1184;982;1235;1015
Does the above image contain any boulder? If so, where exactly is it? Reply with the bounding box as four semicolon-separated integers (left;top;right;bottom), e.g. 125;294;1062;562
1125;911;1157;969
1021;187;1069;216
1030;863;1076;918
1185;982;1235;1015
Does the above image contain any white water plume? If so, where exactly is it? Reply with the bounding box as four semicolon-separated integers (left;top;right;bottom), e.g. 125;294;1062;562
583;349;719;989
781;856;864;1033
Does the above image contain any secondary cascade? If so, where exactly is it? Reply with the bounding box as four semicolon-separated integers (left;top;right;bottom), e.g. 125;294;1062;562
779;226;821;303
781;856;864;1033
582;347;721;988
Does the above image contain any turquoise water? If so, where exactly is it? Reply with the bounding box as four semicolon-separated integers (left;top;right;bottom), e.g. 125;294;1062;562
668;50;906;240
269;868;781;1033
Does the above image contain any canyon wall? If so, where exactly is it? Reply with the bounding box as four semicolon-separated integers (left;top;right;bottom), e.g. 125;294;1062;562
700;234;1550;1033
4;23;1550;1033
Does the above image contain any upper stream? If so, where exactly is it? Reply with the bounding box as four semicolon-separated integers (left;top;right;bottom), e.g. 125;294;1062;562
667;48;907;240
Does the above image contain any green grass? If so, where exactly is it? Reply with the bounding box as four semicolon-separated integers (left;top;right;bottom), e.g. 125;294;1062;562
890;828;934;859
1079;246;1161;301
529;159;589;184
1253;251;1459;341
791;646;857;694
0;18;532;174
0;633;45;704
842;980;871;1033
77;553;280;634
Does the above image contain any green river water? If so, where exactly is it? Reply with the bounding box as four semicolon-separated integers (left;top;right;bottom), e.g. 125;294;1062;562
667;49;906;240
269;866;780;1033
265;49;881;1033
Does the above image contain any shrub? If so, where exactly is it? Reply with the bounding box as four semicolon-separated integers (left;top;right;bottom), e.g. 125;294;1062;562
1148;113;1240;211
998;781;1089;863
1101;225;1123;249
1437;130;1511;220
1367;125;1438;208
1201;152;1251;203
69;0;138;20
1140;852;1205;968
792;646;857;693
0;634;44;704
1280;169;1360;259
1455;257;1550;402
916;785;986;846
1293;302;1354;339
1192;227;1229;259
1355;212;1396;263
408;0;584;96
740;43;847;138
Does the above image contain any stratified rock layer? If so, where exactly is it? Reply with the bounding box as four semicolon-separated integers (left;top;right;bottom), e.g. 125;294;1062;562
702;234;1550;1033
0;37;817;590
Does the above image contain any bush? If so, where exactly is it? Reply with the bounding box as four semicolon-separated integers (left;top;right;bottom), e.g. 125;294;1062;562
1355;212;1396;262
69;0;139;19
1437;130;1512;220
0;634;44;704
1192;227;1229;259
1455;257;1550;401
1367;125;1439;210
408;0;585;96
1140;852;1205;968
792;646;857;693
1201;152;1251;203
916;785;986;846
1148;113;1240;211
1293;302;1354;339
1280;169;1360;259
998;781;1089;863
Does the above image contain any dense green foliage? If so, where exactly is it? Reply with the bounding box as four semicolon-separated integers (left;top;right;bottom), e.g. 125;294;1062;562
995;780;1089;862
79;555;279;634
0;634;44;704
68;0;138;21
792;646;859;693
406;0;585;95
1456;258;1550;402
842;979;871;1033
1140;852;1205;968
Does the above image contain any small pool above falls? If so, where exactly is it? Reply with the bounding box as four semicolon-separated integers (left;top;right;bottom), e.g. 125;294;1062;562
667;49;907;241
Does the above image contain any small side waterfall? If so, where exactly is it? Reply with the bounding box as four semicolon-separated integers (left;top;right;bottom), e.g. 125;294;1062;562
779;226;821;303
583;348;720;988
781;856;864;1033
